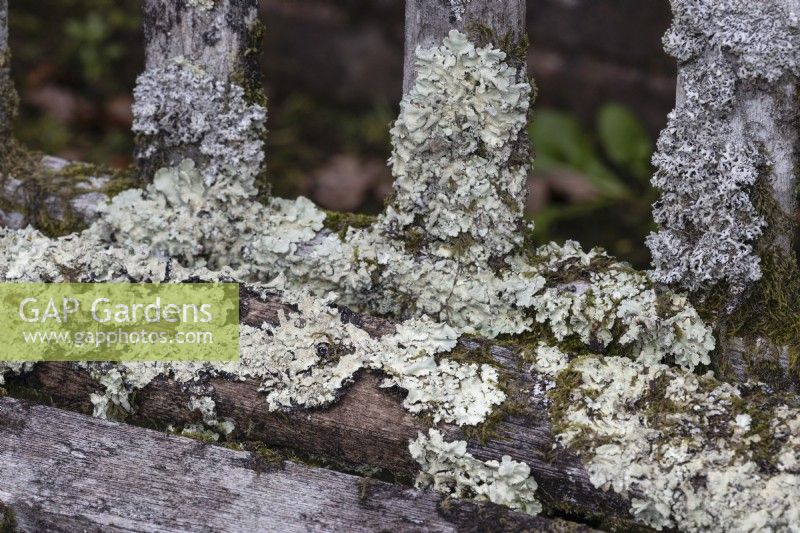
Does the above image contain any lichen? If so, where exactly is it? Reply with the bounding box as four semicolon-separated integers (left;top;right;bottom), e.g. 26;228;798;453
647;0;800;294
0;30;737;525
186;0;216;11
380;30;530;263
448;0;472;22
546;354;800;531
80;289;505;427
132;58;267;186
409;428;541;515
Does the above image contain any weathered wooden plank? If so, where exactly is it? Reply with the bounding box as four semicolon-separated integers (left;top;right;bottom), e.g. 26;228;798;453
0;396;594;532
9;287;638;530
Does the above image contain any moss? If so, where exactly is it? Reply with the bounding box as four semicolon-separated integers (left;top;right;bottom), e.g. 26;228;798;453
444;338;497;368
180;428;219;444
547;365;583;437
696;174;800;386
321;210;377;240
463;24;528;66
2;379;55;408
0;142;137;236
231;19;270;196
402;226;426;255
357;477;374;504
0;502;16;533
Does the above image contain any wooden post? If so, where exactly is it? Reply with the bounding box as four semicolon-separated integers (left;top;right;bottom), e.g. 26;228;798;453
386;0;531;260
403;0;526;92
0;0;16;154
647;0;800;387
134;0;267;184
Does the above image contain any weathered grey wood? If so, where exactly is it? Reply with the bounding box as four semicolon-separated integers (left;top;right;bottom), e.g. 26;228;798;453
143;0;259;81
0;0;16;151
0;155;118;230
136;0;265;182
8;287;640;531
403;0;526;92
0;396;596;533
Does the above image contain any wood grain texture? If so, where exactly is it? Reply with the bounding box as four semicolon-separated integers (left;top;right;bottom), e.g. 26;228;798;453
142;0;259;82
403;0;526;92
8;286;640;530
0;396;596;533
137;0;263;181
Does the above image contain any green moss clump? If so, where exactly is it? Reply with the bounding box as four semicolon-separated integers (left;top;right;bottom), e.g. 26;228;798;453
0;502;17;533
321;210;376;240
695;175;800;386
0;142;138;237
547;365;583;438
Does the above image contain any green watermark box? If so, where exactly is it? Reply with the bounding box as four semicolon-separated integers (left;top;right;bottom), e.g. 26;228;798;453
0;283;240;362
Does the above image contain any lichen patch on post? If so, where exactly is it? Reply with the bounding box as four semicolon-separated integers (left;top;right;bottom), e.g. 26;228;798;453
380;30;530;263
132;59;266;186
647;0;800;294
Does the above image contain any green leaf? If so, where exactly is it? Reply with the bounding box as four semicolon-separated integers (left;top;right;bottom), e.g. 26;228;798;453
531;109;629;199
597;104;653;181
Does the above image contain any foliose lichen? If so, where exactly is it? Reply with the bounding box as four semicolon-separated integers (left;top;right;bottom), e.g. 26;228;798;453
380;30;530;263
409;428;541;515
0;30;732;523
448;0;472;22
58;287;506;428
132;58;267;186
544;352;800;531
647;0;800;294
186;0;216;11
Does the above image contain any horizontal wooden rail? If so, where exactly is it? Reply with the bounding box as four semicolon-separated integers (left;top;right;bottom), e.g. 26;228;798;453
0;396;596;532
5;287;640;531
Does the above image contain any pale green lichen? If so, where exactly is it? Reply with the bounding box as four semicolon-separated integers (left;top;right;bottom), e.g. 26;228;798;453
380;30;530;263
409;428;541;515
0;30;733;524
547;355;800;531
81;289;505;427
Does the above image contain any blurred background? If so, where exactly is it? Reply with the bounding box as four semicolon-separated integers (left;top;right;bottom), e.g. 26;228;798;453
7;0;676;268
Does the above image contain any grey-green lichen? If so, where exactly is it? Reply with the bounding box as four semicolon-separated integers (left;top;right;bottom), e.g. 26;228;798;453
132;58;267;186
0;30;736;523
380;30;530;263
448;0;472;22
543;351;800;531
79;288;505;427
186;0;216;11
409;428;541;515
647;0;800;294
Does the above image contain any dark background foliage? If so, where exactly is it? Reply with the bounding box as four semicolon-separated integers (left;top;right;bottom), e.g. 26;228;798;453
7;0;676;268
